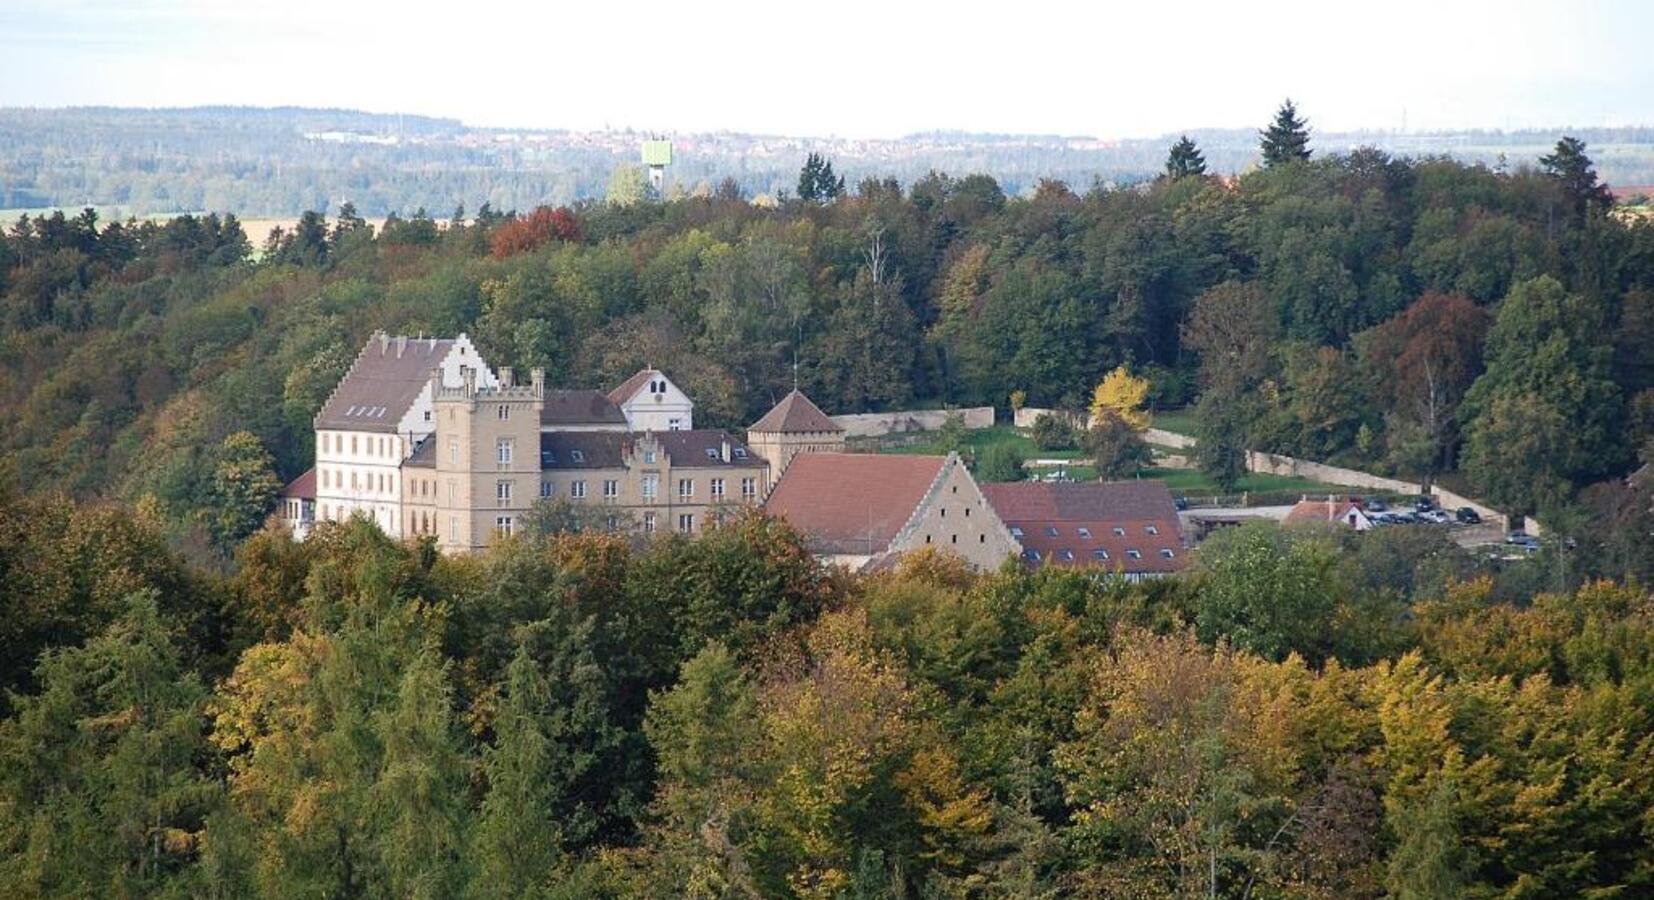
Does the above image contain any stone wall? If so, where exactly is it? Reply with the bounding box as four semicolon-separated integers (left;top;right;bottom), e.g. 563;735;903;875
831;406;995;438
1012;407;1195;450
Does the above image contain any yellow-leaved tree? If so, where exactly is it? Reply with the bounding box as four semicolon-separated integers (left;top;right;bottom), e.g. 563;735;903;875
1090;366;1151;432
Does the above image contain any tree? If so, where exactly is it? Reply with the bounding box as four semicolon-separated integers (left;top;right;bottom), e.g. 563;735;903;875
1460;276;1624;512
1089;366;1151;431
1260;99;1311;167
1029;412;1081;452
1539;136;1612;222
975;443;1027;483
1357;293;1489;488
1193;392;1252;493
0;592;222;897
797;153;844;205
1164;135;1207;179
1088;412;1154;480
470;642;565;898
370;648;470;900
1190;522;1343;660
208;431;281;551
1182;281;1278;395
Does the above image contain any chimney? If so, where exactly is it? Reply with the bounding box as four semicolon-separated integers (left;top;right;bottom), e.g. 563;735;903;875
500;366;514;389
530;367;545;397
396;335;407;358
378;331;389;354
721;436;731;463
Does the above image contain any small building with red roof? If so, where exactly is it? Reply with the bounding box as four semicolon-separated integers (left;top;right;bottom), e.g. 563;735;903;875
1283;497;1373;531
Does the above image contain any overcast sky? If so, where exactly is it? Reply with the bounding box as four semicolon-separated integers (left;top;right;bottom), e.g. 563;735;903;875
2;0;1651;139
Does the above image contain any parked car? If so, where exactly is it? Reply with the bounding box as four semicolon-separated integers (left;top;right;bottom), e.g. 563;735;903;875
1456;507;1481;525
1366;497;1388;513
1505;530;1529;544
1514;536;1541;553
1174;496;1189;511
1414;496;1438;512
1420;509;1452;524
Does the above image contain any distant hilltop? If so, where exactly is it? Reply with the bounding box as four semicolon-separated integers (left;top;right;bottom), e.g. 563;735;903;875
3;105;1653;218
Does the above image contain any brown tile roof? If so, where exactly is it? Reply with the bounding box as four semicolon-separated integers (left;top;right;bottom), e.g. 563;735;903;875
981;481;1185;573
541;389;627;427
538;430;760;470
750;390;842;434
764;453;946;555
404;435;436;468
279;467;316;500
607;368;663;404
315;333;457;433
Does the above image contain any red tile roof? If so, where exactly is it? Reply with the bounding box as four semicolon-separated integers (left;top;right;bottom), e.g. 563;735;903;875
981;481;1185;573
764;453;945;555
1283;498;1366;527
750;390;842;434
279;467;316;500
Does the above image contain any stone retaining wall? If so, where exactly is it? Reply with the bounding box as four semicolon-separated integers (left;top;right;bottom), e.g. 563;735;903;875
831;406;995;438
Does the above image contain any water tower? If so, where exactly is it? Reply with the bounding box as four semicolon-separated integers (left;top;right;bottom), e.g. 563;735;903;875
641;138;673;193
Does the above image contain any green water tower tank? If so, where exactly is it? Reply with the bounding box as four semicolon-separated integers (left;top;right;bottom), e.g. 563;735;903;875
641;140;673;167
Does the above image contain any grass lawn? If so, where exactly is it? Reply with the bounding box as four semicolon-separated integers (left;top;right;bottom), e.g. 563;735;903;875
866;425;1085;460
1149;407;1199;437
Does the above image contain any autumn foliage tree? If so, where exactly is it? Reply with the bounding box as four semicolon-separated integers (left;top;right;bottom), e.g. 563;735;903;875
489;206;581;259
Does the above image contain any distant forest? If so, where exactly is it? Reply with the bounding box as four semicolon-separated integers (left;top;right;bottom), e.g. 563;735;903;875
4;106;1654;216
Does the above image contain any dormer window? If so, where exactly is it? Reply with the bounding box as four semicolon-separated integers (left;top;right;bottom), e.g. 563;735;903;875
1146;525;1159;535
733;448;747;459
570;450;585;463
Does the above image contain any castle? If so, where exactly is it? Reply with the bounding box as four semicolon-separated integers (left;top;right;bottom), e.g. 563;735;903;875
277;330;844;552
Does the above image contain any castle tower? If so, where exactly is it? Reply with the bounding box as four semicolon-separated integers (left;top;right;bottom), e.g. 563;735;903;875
746;389;845;484
430;364;545;552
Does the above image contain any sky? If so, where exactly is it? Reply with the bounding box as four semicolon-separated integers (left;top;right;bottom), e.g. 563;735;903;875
2;0;1652;139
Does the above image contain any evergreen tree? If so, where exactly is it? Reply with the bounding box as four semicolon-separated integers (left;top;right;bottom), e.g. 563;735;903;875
1539;136;1613;222
208;430;281;551
1260;99;1312;167
1164;134;1207;179
0;592;222;897
469;641;565;899
797;153;845;204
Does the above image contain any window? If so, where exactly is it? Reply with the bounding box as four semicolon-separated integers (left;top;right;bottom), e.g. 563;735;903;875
423;410;431;422
1010;526;1025;538
449;438;459;464
711;478;725;499
496;480;513;503
1022;549;1042;562
1059;549;1074;562
705;448;718;460
448;481;456;505
643;512;657;533
950;534;958;544
450;516;459;542
940;507;946;518
733;447;747;459
606;515;619;530
1077;526;1091;538
541;449;555;466
1045;526;1059;537
643;449;657;464
497;438;513;465
678;513;694;533
669;418;683;431
321;469;329;489
1093;548;1110;561
540;481;553;499
1160;549;1176;559
351;436;358;454
571;480;587;499
1112;527;1126;537
642;474;658;501
1146;525;1160;535
571;450;585;463
741;477;757;500
678;478;694;500
495;516;514;536
602;480;617;500
1127;549;1142;560
497;404;510;420
351;472;359;490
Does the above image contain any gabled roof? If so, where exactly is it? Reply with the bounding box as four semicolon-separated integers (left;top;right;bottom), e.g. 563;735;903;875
279;467;316;500
750;390;842;434
981;481;1185;573
607;368;664;405
1284;498;1368;527
764;453;947;556
315;333;455;433
541;389;628;427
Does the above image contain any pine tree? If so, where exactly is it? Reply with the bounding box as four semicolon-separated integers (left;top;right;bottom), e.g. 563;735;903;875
1260;99;1312;167
798;153;845;205
1539;136;1613;221
469;641;564;898
0;592;222;897
1164;135;1207;179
